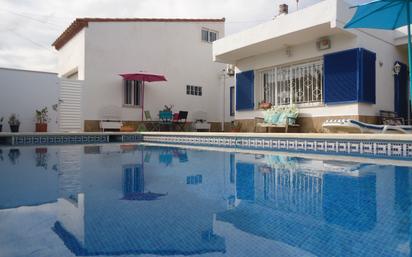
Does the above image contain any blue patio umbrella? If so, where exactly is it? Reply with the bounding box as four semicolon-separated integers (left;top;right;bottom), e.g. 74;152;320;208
345;0;412;122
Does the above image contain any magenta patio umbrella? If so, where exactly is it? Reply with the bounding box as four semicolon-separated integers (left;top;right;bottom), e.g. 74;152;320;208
119;72;167;120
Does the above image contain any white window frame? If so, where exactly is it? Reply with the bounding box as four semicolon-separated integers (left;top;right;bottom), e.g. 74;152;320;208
201;28;218;43
256;59;324;108
123;80;141;107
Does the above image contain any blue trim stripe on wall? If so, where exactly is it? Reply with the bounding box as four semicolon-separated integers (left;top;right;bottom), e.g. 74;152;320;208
236;70;254;110
324;48;376;104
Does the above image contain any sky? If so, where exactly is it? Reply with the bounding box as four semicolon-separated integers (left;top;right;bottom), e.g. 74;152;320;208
0;0;363;72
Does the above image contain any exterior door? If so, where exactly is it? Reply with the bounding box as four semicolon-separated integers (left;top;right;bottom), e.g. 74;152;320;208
59;79;82;132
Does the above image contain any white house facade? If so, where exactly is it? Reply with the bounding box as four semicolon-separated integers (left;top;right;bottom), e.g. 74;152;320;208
213;0;410;132
53;18;234;132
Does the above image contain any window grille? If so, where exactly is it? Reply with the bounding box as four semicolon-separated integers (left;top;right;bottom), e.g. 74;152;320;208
186;85;202;96
259;59;323;106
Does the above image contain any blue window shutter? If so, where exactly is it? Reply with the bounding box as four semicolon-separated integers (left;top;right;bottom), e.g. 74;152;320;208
324;49;359;103
236;70;254;110
359;49;376;104
324;48;376;104
236;163;255;201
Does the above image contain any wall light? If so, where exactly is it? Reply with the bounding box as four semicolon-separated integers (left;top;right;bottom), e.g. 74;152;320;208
393;61;401;76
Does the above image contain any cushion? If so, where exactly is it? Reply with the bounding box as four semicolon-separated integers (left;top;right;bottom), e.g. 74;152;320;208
270;112;281;124
287;112;298;125
277;112;287;124
263;111;271;123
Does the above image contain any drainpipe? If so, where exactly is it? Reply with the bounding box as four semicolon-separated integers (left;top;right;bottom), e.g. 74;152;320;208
221;69;226;132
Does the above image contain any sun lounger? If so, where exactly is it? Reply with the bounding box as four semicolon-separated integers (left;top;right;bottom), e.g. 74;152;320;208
322;119;412;134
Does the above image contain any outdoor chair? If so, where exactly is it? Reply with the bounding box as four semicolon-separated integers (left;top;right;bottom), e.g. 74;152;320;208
379;110;405;125
144;111;160;131
159;111;173;131
172;111;188;131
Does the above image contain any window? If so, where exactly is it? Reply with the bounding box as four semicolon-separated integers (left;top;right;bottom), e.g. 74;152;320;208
209;31;217;42
124;80;141;106
201;29;209;42
258;59;323;106
230;86;235;116
122;164;144;195
186;85;202;96
186;175;202;185
201;28;218;43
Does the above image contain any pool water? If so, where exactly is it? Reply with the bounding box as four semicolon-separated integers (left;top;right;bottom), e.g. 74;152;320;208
0;144;411;257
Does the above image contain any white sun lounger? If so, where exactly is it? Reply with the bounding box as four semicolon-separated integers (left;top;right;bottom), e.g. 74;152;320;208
322;119;412;134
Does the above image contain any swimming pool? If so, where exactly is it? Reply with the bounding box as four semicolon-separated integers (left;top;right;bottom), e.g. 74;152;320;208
0;143;411;257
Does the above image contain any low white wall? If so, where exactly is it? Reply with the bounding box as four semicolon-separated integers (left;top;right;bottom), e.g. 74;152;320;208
0;68;60;132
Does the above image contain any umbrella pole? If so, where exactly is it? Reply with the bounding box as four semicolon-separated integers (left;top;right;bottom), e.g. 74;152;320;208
141;81;145;121
408;3;412;124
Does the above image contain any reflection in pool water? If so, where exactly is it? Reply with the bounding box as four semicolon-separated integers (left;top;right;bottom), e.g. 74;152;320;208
0;144;411;257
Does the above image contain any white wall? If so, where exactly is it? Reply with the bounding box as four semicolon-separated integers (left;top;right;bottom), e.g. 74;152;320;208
221;74;235;123
56;29;85;80
0;68;60;132
58;21;227;124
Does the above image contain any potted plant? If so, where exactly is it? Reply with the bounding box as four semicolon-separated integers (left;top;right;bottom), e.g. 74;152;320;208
258;101;272;110
35;107;50;132
8;114;20;133
8;149;20;164
159;104;174;121
0;117;3;132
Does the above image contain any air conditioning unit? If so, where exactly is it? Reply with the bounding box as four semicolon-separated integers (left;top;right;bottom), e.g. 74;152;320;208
226;64;235;76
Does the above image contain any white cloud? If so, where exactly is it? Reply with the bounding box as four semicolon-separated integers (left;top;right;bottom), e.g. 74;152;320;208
1;0;364;72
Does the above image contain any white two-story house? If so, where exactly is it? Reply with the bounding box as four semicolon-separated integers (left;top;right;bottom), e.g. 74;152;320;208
53;18;234;132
